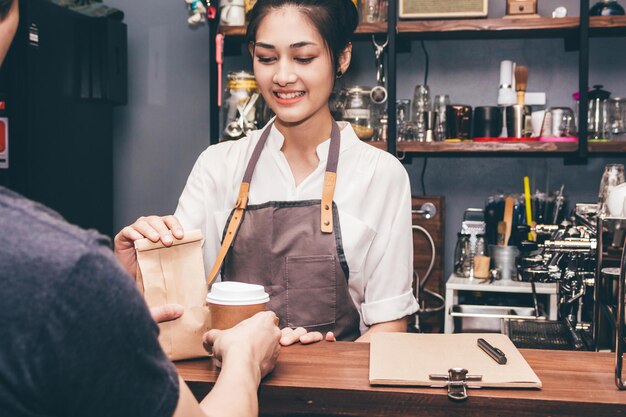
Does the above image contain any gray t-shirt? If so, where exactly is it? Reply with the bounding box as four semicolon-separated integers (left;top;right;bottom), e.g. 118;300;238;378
0;186;179;417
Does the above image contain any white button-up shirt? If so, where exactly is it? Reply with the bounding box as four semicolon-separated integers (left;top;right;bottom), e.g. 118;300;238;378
175;120;418;333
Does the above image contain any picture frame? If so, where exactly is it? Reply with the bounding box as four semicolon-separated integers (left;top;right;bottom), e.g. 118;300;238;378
399;0;488;19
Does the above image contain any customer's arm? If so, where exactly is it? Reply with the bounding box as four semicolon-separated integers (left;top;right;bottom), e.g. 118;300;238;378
173;311;281;417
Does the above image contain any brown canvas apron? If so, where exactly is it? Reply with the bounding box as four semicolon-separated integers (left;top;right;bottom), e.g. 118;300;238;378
207;121;361;341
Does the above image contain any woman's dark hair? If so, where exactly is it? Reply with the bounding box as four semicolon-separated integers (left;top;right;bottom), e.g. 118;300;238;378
246;0;358;71
0;0;14;20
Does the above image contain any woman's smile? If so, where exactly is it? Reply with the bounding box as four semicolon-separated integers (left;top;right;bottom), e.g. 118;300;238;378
273;89;306;105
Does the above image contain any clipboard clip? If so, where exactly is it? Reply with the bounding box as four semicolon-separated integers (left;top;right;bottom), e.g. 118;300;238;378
429;368;483;401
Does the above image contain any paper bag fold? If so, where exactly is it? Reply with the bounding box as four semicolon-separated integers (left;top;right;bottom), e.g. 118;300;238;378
135;229;211;361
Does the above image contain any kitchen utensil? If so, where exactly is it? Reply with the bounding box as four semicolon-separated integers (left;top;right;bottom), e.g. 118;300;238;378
607;182;626;217
489;244;520;281
609;97;626;136
531;110;544;137
473;106;502;138
598;163;626;216
445;104;472;140
225;92;259;138
222;71;267;140
370;35;388;105
515;65;528;106
434;94;450;141
396;99;411;124
504;105;532;138
523;176;533;240
498;60;516;106
540;107;577;138
423;110;435;142
552;185;565;224
497;221;507;246
454;232;471;276
503;195;515;246
361;0;383;22
412;85;431;141
399;121;418;141
342;86;375;140
588;84;612;141
590;0;625;16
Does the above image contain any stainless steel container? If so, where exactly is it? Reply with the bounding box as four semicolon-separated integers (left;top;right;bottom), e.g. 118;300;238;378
504;104;532;138
450;305;542;333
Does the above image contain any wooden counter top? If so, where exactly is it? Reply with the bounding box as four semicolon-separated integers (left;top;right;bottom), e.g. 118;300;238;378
177;341;626;416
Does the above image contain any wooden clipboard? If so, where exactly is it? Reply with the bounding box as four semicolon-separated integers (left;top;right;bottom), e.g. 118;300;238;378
369;333;542;389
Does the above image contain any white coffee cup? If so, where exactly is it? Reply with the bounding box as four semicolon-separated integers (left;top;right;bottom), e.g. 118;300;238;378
206;281;270;330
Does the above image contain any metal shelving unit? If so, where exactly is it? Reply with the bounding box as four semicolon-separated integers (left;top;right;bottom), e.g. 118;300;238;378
207;2;626;156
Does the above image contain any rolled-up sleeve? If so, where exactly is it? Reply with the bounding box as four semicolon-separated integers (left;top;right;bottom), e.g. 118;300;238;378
359;156;418;326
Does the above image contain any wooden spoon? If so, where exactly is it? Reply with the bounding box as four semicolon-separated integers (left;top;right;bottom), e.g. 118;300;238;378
503;195;515;246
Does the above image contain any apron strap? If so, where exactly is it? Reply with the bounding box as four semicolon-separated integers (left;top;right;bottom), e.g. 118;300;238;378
321;122;340;233
206;182;249;286
206;120;341;284
206;123;273;286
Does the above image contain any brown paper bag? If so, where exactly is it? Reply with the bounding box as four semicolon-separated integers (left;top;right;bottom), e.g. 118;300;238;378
134;229;211;361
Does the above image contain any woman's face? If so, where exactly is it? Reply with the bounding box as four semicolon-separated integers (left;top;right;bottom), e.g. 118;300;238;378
251;6;340;126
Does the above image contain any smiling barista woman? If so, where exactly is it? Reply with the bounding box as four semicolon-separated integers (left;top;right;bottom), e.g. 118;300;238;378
115;0;418;346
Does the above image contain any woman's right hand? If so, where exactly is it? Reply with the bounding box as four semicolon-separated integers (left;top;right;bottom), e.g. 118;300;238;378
114;215;184;278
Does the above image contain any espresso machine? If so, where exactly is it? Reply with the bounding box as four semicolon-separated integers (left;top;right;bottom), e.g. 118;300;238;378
506;204;599;351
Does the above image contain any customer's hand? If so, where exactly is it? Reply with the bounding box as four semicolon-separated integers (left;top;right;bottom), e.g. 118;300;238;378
150;304;184;323
114;215;184;278
279;327;336;346
203;311;281;380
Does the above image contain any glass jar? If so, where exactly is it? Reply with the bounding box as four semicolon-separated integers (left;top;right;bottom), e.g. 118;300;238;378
222;71;267;141
412;85;431;142
588;84;612;141
475;234;486;257
609;97;626;136
342;86;374;141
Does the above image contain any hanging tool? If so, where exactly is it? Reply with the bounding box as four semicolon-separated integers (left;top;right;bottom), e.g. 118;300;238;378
216;33;224;107
370;35;388;104
523;176;534;241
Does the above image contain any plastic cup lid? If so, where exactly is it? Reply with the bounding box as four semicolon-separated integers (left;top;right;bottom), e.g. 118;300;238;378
206;281;270;306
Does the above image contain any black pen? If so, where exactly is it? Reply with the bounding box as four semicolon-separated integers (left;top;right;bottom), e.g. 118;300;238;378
477;338;507;365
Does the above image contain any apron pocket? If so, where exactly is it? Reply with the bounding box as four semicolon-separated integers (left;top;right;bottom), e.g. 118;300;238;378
285;255;336;329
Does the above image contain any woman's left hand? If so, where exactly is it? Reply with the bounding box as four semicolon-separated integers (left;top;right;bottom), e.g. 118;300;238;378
279;327;336;346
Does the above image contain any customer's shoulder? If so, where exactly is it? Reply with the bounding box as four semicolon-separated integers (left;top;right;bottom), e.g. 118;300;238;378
0;187;112;270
